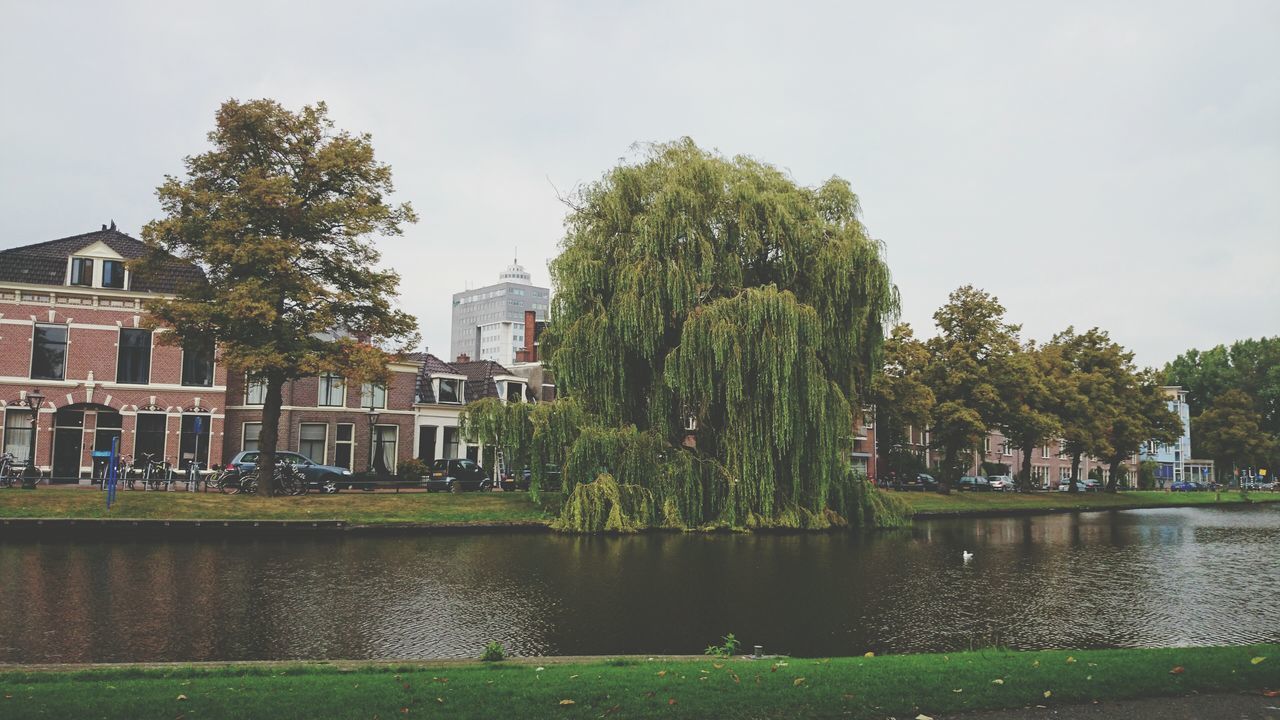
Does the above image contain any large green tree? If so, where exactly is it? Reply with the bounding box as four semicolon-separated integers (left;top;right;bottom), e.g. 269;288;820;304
141;99;418;495
1048;328;1123;493
1095;368;1182;492
869;324;935;483
921;286;1020;492
543;139;902;529
997;341;1061;492
1193;389;1274;482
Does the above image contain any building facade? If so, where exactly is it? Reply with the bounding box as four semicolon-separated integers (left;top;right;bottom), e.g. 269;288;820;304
221;361;421;475
450;259;550;366
0;227;225;483
1138;385;1214;485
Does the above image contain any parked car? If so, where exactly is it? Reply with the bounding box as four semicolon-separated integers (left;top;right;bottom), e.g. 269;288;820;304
986;475;1015;492
889;473;938;491
956;475;992;491
222;451;352;493
1056;478;1101;492
425;458;493;493
1169;480;1198;492
500;464;564;492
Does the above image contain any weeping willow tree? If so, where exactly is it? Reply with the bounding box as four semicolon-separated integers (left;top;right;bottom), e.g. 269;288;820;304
540;139;908;531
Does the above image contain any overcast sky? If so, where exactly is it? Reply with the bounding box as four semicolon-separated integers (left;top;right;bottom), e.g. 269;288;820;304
2;1;1276;367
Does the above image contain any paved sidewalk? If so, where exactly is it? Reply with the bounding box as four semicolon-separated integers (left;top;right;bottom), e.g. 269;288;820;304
946;693;1280;719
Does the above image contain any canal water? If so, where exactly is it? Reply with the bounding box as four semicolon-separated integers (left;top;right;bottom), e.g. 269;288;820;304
1;505;1277;663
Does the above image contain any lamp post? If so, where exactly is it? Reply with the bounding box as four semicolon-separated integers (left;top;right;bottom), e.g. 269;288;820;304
23;389;45;489
366;404;381;475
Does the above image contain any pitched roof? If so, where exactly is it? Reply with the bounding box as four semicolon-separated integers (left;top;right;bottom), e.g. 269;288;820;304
452;359;515;401
0;228;205;293
413;353;470;404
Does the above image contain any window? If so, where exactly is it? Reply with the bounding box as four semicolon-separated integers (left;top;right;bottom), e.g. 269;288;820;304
983;437;991;453
318;373;346;407
69;258;94;286
245;375;267;405
101;260;125;289
504;381;525;403
242;422;262;452
372;425;397;474
1002;440;1013;456
181;343;214;387
178;415;211;470
134;413;167;463
1041;445;1051;459
3;409;34;460
334;423;354;470
116;328;152;384
437;378;462;404
442;426;460;459
361;382;387;409
31;324;68;380
94;411;123;458
299;423;327;464
417;425;437;461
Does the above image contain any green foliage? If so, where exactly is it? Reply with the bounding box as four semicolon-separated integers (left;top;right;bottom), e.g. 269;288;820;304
1139;460;1158;489
1193;389;1275;480
550;474;657;533
140;99;418;495
870;325;935;481
922;286;1021;491
542;140;899;530
396;458;429;480
704;632;741;658
480;641;506;662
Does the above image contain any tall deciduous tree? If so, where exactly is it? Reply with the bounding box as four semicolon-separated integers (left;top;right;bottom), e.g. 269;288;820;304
140;99;418;495
1095;368;1182;492
870;324;935;482
1048;328;1122;492
997;342;1061;492
1193;389;1274;482
922;286;1020;492
544;139;902;528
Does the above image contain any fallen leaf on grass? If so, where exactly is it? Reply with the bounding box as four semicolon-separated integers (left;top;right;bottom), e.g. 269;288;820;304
793;678;806;686
1170;666;1185;675
1251;657;1267;665
1032;660;1040;668
991;679;1004;685
864;651;875;658
1066;656;1076;664
176;695;188;702
559;699;576;706
400;708;409;715
952;688;963;693
730;673;740;684
602;704;621;716
668;698;678;705
1260;690;1279;698
535;667;545;672
1044;690;1052;698
712;663;724;669
569;674;579;679
436;698;443;704
657;670;667;677
842;693;856;701
916;715;934;720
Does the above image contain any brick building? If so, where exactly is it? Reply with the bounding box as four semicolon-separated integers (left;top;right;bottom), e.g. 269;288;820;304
221;360;421;474
0;227;225;483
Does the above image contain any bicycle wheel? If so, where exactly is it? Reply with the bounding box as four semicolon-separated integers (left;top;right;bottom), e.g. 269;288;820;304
240;471;258;495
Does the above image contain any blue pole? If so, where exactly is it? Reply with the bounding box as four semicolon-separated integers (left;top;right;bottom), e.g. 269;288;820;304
106;436;118;509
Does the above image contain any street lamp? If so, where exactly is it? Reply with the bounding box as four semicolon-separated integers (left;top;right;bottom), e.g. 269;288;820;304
366;404;381;475
22;388;45;489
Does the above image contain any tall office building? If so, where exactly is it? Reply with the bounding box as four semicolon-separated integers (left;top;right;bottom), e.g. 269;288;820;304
450;259;550;366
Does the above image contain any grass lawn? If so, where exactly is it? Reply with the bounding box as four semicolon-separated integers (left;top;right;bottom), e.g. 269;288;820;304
896;489;1280;515
0;486;557;525
1;645;1276;719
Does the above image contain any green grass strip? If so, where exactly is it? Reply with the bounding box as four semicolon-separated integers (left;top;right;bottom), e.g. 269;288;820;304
1;645;1276;719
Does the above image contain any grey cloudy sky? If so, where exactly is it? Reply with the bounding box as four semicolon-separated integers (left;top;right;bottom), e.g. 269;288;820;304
2;1;1276;367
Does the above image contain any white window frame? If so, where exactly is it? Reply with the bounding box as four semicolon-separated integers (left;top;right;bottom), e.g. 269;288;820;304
360;381;387;409
334;422;355;470
245;374;267;405
242;422;262;453
433;375;466;405
318;373;346;407
298;422;328;464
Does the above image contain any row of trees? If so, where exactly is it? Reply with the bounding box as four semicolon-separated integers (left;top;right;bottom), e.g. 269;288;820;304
872;287;1183;493
1165;337;1280;480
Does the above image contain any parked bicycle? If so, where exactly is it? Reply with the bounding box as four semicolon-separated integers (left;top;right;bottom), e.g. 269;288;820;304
0;452;24;488
137;452;172;491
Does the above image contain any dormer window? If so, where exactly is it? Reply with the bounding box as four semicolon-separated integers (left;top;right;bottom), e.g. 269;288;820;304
69;258;94;286
436;378;463;404
102;260;126;289
504;381;526;403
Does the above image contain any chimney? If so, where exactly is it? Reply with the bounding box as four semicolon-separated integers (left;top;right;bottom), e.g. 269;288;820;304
456;353;470;363
523;310;537;362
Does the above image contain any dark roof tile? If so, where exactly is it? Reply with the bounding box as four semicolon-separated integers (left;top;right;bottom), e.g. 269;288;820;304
0;228;204;293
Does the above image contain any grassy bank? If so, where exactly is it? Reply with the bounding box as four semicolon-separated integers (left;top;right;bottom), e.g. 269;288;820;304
0;486;557;526
895;488;1280;515
1;645;1276;719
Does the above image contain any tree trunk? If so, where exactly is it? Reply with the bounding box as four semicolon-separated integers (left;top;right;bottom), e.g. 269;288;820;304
1018;434;1035;492
1069;451;1082;493
256;373;285;497
937;445;955;495
1106;458;1122;493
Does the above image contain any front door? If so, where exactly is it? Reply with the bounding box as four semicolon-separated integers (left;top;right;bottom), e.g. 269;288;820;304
53;429;82;481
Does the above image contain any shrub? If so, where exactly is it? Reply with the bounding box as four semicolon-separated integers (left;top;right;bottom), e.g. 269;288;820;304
480;641;506;662
704;633;741;658
397;458;430;480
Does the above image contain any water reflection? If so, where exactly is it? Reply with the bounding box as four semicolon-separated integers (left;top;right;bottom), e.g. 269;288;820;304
1;505;1277;663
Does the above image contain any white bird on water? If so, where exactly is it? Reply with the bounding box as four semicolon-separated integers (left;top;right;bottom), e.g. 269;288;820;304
962;550;974;562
